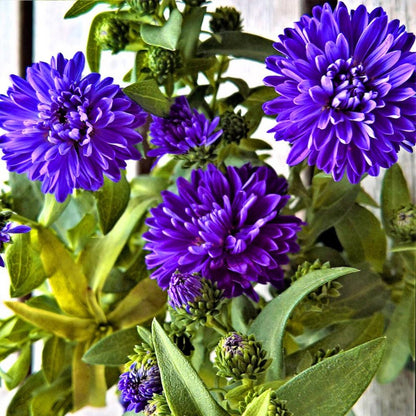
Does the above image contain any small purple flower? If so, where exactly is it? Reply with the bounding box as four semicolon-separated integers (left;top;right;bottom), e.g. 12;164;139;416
147;96;222;158
223;332;244;356
144;163;303;300
167;270;203;311
0;222;31;267
118;364;163;413
0;52;147;202
263;2;416;183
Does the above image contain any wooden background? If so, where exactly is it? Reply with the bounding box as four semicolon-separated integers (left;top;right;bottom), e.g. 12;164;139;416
0;0;414;415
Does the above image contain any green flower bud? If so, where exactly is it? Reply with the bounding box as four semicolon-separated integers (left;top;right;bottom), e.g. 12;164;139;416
144;393;171;416
126;341;157;370
148;47;180;84
312;345;342;366
209;7;243;33
183;0;205;6
127;0;159;15
176;145;217;169
291;260;342;309
163;319;195;356
214;332;271;381
96;16;131;54
390;204;416;242
220;110;249;144
239;389;294;416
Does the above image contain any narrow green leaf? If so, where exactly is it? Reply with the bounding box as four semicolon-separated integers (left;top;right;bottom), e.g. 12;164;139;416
231;295;258;333
38;227;90;318
66;213;96;253
107;278;166;329
275;338;386;416
381;164;411;237
178;7;206;60
242;390;271;416
72;342;107;410
152;319;228;416
198;32;276;62
249;267;358;380
6;231;46;298
5;301;95;341
86;12;112;71
335;204;386;273
377;284;415;383
83;327;138;366
38;193;70;227
390;243;416;252
79;197;155;291
95;173;130;234
141;9;183;50
6;371;46;416
42;336;67;383
64;0;102;18
240;138;273;151
4;343;31;390
124;79;172;116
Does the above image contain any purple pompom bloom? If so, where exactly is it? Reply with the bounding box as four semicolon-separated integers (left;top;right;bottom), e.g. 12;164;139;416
0;222;31;267
144;163;303;300
168;270;203;311
147;96;222;158
263;2;416;183
0;52;147;202
118;364;162;413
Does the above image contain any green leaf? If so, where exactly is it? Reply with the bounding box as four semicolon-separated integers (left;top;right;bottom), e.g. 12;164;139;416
249;267;358;380
198;32;276;62
242;390;271;416
3;343;31;390
72;342;107;410
86;12;111;71
141;8;183;50
6;371;46;416
38;227;90;318
79;196;155;291
38;193;70;227
335;204;386;273
5;301;95;341
67;213;97;253
124;79;172;116
64;0;102;18
107;278;166;329
83;327;138;366
152;319;228;416
381;164;411;237
231;295;258;333
6;231;46;298
42;336;67;383
95;173;130;234
239;138;272;151
390;243;416;252
275;338;386;416
178;6;206;60
9;172;44;221
377;284;415;383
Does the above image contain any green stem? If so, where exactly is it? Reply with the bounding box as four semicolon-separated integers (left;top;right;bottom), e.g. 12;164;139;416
211;55;228;115
206;315;228;336
10;213;39;228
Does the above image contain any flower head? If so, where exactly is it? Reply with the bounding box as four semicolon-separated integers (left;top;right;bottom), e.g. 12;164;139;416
210;7;243;33
144;163;303;300
167;270;203;311
118;364;163;413
148;96;222;159
0;52;146;202
0;216;31;267
263;2;416;183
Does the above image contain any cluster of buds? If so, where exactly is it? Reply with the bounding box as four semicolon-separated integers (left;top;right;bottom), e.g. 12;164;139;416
239;389;294;416
311;345;342;366
96;16;135;54
209;7;243;33
127;0;159;15
175;143;218;169
144;393;171;416
214;332;271;381
390;204;416;243
148;47;181;84
183;0;205;6
220;110;249;145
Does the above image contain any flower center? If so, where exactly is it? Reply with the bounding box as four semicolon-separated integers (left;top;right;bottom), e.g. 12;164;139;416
325;58;377;111
40;85;93;145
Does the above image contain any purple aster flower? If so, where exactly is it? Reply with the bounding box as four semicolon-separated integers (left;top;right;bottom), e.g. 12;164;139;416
263;2;416;183
147;96;222;158
144;163;303;300
167;270;203;311
0;52;147;202
118;364;163;413
0;222;31;267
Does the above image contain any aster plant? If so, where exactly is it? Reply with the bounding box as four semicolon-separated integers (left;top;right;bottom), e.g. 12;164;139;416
0;1;414;416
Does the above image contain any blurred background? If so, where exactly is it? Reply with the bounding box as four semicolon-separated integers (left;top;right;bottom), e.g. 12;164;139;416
0;0;414;414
